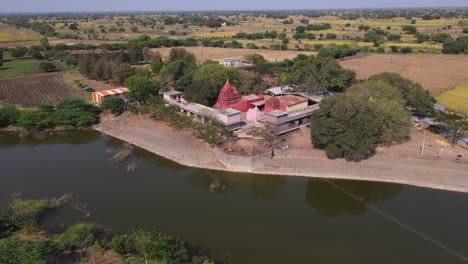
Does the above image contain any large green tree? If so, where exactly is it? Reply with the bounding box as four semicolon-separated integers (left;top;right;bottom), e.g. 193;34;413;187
125;76;160;103
280;55;356;92
311;93;382;161
369;72;436;117
311;80;412;161
183;61;240;106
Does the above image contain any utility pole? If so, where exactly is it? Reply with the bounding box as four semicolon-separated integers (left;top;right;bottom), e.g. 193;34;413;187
420;130;426;158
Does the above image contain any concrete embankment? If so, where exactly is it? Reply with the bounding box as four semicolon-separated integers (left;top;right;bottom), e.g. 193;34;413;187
95;114;468;193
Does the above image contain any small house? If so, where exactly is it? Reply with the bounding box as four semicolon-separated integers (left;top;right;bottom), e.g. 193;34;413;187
92;88;128;104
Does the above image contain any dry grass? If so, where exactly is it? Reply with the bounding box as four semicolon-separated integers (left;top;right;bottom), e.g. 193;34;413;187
191;31;238;38
0;25;42;42
436;84;468;115
340;53;468;95
152;47;315;63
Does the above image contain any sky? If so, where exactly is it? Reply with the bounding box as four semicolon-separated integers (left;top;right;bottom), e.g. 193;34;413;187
2;0;468;13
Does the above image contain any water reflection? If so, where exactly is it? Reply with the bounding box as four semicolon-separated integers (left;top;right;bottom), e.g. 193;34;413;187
0;131;101;146
186;170;286;199
306;179;402;217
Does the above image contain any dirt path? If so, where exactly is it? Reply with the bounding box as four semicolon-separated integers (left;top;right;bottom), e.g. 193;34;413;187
95;114;468;193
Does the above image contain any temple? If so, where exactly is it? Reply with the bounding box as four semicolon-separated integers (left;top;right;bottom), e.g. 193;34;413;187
163;80;325;135
213;80;264;112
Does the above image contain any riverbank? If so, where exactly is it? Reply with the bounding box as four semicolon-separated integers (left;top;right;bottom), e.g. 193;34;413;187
95;113;468;193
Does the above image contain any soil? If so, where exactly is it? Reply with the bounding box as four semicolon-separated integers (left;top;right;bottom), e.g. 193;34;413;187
95;114;468;193
340;53;468;95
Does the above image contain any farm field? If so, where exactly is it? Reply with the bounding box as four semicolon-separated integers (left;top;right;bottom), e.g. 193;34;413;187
0;58;43;78
153;46;315;63
0;25;42;43
340;53;468;94
0;73;85;108
436;84;468;114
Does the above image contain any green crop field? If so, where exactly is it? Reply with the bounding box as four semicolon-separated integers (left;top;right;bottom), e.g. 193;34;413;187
0;59;43;78
436;84;468;115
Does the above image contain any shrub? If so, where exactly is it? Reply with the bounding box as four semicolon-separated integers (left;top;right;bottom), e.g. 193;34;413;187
0;237;57;264
9;46;28;58
38;62;57;72
52;98;101;128
0;106;21;127
17;105;55;129
101;96;126;116
110;235;136;256
58;223;94;250
400;47;413;53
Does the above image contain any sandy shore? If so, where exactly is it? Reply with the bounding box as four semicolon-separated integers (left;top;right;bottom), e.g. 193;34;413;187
95;114;468;193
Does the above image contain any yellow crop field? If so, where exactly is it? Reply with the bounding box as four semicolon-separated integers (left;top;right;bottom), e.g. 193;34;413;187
436;84;468;115
191;31;238;38
306;29;350;35
0;32;42;42
291;39;374;47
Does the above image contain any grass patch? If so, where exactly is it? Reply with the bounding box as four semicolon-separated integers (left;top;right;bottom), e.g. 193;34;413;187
436;84;468;115
0;58;43;78
191;31;238;38
291;39;374;47
0;32;42;43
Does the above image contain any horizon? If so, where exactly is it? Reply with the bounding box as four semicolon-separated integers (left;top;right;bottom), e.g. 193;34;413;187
2;0;468;14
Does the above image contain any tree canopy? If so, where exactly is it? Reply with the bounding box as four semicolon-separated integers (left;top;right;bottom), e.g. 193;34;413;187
369;72;436;117
183;61;240;106
280;55;356;92
125;76;161;103
311;80;412;161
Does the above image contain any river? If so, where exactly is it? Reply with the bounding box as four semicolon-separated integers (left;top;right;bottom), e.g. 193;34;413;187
1;131;468;264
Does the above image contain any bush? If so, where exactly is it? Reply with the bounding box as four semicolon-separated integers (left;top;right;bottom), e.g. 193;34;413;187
52;98;101;128
38;62;56;72
58;223;94;250
0;237;57;264
110;235;135;256
442;40;465;54
9;46;28;58
101;96;126;116
17;105;55;129
0;106;21;127
400;47;413;53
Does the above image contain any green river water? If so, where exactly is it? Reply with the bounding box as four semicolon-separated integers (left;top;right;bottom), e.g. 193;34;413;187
1;131;467;264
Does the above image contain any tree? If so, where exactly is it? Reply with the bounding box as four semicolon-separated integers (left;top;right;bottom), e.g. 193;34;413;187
311;93;382;161
0;50;3;68
68;23;78;30
168;47;196;64
58;223;94;250
311;80;412;161
28;46;43;59
431;33;452;43
10;46;28;58
40;37;50;49
38;61;56;72
347;81;412;144
133;229;189;264
243;53;270;74
52;98;101;128
237;70;267;95
369;72;436;117
101;96;126;116
442;40;465;54
0;106;21;127
127;39;143;63
279;55;356;92
183;61;240;106
111;60;133;85
402;25;417;34
124;76;160;103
